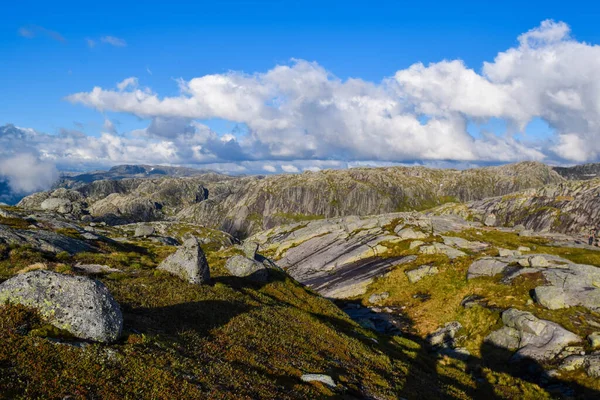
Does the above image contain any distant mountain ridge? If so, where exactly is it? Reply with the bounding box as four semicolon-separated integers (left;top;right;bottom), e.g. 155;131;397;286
20;161;564;238
552;163;600;180
55;164;224;189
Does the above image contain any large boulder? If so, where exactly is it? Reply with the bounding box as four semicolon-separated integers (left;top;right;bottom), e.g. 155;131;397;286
0;270;122;343
485;308;581;362
134;225;155;238
157;237;210;284
41;198;72;214
225;255;269;281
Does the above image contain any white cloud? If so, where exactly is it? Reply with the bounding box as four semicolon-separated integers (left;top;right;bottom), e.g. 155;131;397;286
281;165;300;173
101;36;127;47
117;77;139;91
0;18;594;175
18;25;65;42
0;154;59;193
86;38;96;48
103;118;117;134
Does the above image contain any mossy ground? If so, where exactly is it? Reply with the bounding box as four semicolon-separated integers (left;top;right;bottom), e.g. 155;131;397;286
361;228;600;398
0;229;488;399
3;223;600;398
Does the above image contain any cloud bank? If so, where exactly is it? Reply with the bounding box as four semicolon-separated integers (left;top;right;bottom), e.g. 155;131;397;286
4;20;600;190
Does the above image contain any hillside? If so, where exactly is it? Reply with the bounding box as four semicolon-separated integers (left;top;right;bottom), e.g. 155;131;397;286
2;204;600;398
19;162;563;238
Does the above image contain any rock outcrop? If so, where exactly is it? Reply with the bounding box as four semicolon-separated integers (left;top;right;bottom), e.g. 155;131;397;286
0;270;123;343
467;252;600;312
486;308;580;362
248;212;481;298
0;224;95;254
157;237;210;284
434;177;600;235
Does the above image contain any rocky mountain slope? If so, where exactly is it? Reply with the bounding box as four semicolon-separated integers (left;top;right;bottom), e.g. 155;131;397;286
434;178;600;235
248;212;600;398
3;203;600;398
553;163;600;181
19;161;563;238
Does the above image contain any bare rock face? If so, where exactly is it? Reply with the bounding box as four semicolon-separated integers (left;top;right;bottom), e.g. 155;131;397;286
0;225;94;254
20;161;561;237
0;270;123;343
157;237;210;284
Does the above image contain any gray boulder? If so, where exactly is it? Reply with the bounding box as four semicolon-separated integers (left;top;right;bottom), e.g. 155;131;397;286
41;198;72;214
405;265;439;283
134;225;155;238
0;270;122;343
529;255;550;267
467;258;509;279
157;237;210;284
589;332;600;349
427;321;462;348
419;243;466;259
534;286;568;310
242;241;259;259
484;214;497;227
368;292;390;304
486;308;581;362
395;227;428;240
225;255;269;281
498;248;521;257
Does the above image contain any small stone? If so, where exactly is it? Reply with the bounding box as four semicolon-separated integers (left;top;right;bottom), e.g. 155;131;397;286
467;258;509;279
73;264;122;274
518;246;531;252
586;355;600;377
529;255;550;267
588;332;600;349
519;230;534;237
405;265;439;283
427;321;462;347
559;355;586;371
484;214;497;227
517;258;531;267
498;248;521;257
409;240;424;249
395;227;428;240
368;292;390;304
80;215;93;223
81;232;98;240
301;374;336;388
134;225;155;238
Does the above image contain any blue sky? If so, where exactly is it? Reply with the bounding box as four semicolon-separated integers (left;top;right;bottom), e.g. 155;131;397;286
2;0;598;136
2;0;600;191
